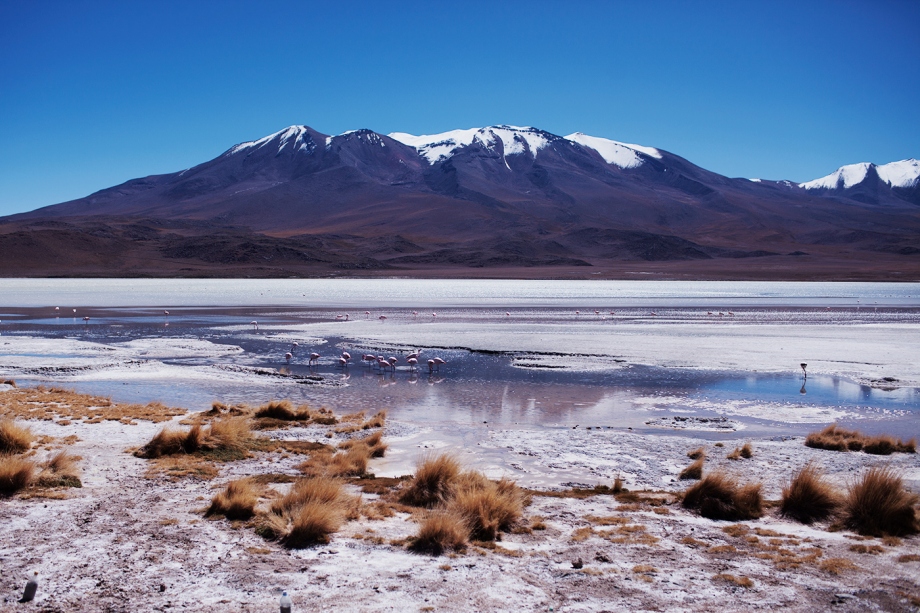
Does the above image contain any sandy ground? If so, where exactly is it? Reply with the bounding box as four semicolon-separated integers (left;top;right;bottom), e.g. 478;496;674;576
1;407;919;613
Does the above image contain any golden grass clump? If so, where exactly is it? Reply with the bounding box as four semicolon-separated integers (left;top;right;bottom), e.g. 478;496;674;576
844;467;919;537
679;457;704;480
687;447;706;460
253;400;311;421
806;424;915;455
137;424;204;458
136;418;251;460
206;478;257;520
740;442;753;458
36;451;82;488
448;476;525;540
0;420;34;454
264;476;356;548
283;501;345;548
2;379;16;387
713;573;754;588
362;410;387;429
0;456;35;496
409;512;469;555
399;454;462;507
682;472;763;521
780;463;841;524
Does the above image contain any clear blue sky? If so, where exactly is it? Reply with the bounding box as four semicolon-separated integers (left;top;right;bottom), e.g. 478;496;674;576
1;0;918;216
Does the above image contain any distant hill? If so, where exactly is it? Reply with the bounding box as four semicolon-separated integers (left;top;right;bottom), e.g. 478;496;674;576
2;125;918;279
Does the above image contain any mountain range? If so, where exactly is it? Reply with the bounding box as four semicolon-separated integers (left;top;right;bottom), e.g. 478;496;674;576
1;125;918;279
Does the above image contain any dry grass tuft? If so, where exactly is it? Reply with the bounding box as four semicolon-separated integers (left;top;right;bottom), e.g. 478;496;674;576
2;379;17;387
819;557;858;575
687;447;706;460
36;451;82;488
612;476;624;493
207;478;257;520
713;573;754;588
448;476;525;540
362;410;387;429
682;472;763;521
137;418;251;460
253;400;311;421
0;420;34;454
679;457;704;480
282;501;344;548
399;454;462;507
740;442;753;458
264;476;357;547
898;554;920;563
844;467;919;537
806;424;915;454
409;512;469;555
0;456;35;496
780;463;841;524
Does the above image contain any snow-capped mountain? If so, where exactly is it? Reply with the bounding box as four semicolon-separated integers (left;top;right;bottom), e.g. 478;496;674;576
801;159;920;190
3;124;918;276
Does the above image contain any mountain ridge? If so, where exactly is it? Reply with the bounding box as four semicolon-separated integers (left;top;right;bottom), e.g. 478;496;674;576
2;124;918;279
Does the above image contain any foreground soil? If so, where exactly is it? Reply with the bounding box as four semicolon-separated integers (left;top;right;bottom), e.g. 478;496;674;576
1;391;919;612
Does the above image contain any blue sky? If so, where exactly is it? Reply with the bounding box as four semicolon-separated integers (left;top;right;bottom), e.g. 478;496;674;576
1;0;918;215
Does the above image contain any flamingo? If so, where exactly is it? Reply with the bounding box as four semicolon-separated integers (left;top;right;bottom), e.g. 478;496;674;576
432;312;437;318
164;310;170;316
505;312;510;316
388;357;398;370
406;350;422;361
377;358;391;371
575;310;580;315
594;310;599;315
432;357;446;371
342;351;351;360
407;357;418;370
362;353;375;365
285;352;293;363
290;341;299;352
338;356;348;367
82;316;90;322
427;359;436;373
365;311;371;318
378;315;387;321
309;352;320;365
412;311;418;318
54;307;59;311
250;320;259;329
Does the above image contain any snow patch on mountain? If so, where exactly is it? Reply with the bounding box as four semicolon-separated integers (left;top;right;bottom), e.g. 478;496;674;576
876;159;920;188
229;126;314;156
389;126;553;164
801;159;920;190
566;133;662;168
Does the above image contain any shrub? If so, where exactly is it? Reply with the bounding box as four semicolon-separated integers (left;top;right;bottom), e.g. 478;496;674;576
780;463;840;524
448;476;524;540
740;443;753;459
205;418;251;457
137;418;250;459
399;454;461;507
409;512;469;555
863;435;916;455
844;467;919;537
207;478;257;520
679;458;704;480
0;456;35;496
612;476;624;493
682;472;763;521
0;420;34;454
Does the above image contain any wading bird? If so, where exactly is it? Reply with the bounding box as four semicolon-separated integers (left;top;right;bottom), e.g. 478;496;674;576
285;352;293;363
309;352;320;365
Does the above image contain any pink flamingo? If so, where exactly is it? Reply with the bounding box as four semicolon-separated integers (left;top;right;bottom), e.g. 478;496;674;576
378;315;387;321
342;351;351;360
505;312;510;316
338;356;348;367
427;359;436;373
388;357;398;368
250;320;259;329
82;316;90;323
164;310;170;316
285;352;293;363
377;358;391;371
432;312;437;318
309;352;320;365
365;311;371;318
432;357;446;371
406;350;422;361
407;357;418;370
